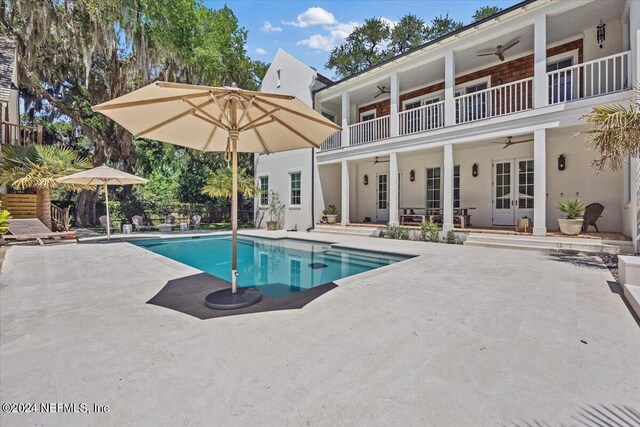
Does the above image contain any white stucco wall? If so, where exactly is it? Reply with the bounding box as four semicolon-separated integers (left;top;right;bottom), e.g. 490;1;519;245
341;128;625;233
254;49;327;230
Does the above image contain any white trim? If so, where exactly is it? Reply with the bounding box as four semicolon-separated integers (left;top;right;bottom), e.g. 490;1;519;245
257;174;270;208
402;92;443;109
288;170;302;208
359;109;377;121
455;76;492;94
547;48;579;67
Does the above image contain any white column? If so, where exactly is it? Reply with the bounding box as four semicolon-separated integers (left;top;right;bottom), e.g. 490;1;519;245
341;91;350;147
390;71;399;137
442;144;454;232
341;160;350;225
534;13;547;109
444;50;456;127
389;152;399;225
533;129;547;236
631;0;640;87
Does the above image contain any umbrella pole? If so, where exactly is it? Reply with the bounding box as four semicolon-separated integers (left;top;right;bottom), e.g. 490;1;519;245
104;182;111;241
231;132;238;294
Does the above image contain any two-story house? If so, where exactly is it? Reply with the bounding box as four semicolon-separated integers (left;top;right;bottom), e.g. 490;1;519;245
256;0;640;252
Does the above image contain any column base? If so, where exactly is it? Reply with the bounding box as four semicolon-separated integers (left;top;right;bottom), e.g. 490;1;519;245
442;223;454;232
340;220;349;226
533;226;547;236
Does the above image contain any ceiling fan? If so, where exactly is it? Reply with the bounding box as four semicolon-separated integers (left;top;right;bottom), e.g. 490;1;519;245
476;39;520;62
491;136;534;149
374;85;390;99
371;157;390;164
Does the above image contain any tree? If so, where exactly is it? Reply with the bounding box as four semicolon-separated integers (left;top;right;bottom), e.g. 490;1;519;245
426;14;463;40
389;15;429;54
327;18;391;78
201;167;261;198
472;6;502;22
0;145;91;229
582;88;640;170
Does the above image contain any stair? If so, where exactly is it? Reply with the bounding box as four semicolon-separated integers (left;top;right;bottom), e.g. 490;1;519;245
313;224;379;237
463;233;632;254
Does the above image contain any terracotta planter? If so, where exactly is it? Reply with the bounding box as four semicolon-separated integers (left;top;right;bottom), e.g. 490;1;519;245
266;221;279;231
326;214;337;224
558;218;583;235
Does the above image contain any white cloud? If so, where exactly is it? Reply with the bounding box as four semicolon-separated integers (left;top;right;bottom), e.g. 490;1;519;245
261;21;282;32
255;48;268;55
297;21;358;52
380;16;397;29
286;7;336;28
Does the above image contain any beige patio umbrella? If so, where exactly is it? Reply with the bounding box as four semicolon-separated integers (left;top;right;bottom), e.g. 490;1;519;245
91;82;341;309
56;166;148;241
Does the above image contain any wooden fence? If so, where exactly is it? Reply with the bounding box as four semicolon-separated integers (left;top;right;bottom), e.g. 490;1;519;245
0;193;41;219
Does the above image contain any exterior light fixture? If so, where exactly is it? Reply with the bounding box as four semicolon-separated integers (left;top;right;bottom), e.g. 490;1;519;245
363;174;368;185
472;163;479;177
409;169;415;182
558;154;566;171
597;20;606;48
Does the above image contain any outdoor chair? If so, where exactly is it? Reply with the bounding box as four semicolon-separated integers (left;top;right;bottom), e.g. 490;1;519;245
132;215;151;232
582;203;604;233
2;218;77;245
165;214;176;224
191;215;202;229
99;215;118;234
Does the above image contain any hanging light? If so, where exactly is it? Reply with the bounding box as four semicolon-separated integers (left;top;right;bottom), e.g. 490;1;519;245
597;20;606;49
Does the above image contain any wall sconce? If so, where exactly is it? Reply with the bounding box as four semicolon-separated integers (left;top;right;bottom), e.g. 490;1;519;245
558;154;566;171
597;20;606;48
363;174;368;185
472;163;479;177
409;170;415;182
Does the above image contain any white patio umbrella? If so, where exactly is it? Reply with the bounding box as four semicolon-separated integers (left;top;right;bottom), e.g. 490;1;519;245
91;82;340;309
56;166;148;240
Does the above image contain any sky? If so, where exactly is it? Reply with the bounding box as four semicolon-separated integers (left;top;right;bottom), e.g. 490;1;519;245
203;0;522;79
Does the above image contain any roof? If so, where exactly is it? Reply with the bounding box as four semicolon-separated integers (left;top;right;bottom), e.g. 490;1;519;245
317;0;538;93
0;35;16;104
315;73;333;86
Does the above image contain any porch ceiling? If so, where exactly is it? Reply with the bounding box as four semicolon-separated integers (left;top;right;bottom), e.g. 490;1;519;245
456;25;534;73
547;0;625;45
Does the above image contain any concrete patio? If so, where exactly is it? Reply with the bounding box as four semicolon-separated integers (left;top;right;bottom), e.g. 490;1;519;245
1;231;638;426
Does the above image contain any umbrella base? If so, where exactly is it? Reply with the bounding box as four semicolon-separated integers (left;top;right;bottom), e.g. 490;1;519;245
205;288;263;310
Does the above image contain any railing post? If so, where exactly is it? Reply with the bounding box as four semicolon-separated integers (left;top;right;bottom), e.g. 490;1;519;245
444;50;456;127
390;71;399;137
341;91;350;147
534;13;547;109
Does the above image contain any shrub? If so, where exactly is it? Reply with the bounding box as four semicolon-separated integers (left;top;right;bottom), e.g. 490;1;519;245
0;202;11;234
557;198;585;219
420;220;440;242
445;230;459;244
383;224;410;240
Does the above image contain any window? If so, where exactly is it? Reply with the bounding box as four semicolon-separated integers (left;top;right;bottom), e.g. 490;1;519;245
259;176;269;206
276;69;281;88
426;167;441;213
453;165;460;209
290;259;301;288
377;174;388;210
289;172;301;206
403;97;441;134
463;82;488;121
495;162;511;209
518;160;534;209
360;111;376;122
259;253;269;282
322;111;335;123
547;58;573;103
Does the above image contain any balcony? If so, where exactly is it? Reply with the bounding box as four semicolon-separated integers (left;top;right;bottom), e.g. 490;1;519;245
399;101;445;136
1;122;43;146
348;115;390;146
455;78;533;125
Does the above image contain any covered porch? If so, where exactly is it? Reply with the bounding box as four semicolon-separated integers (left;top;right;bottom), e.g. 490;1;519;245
317;126;632;239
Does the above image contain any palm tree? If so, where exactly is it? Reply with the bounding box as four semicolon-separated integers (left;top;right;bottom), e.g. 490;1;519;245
0;145;91;229
201;167;261;198
582;87;640;170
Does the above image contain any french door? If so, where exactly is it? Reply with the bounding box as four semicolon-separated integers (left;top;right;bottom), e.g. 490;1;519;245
492;158;534;226
376;173;389;222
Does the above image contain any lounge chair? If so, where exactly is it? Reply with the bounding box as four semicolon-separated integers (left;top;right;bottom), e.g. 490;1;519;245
2;218;77;245
132;215;150;232
582;203;604;232
190;214;202;229
99;215;118;234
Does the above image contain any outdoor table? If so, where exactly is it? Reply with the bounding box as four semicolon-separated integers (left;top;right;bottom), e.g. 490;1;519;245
180;223;189;232
122;224;133;234
157;224;173;232
399;207;476;227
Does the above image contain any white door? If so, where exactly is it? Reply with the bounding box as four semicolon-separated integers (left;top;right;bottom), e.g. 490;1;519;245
376;173;389;222
493;158;534;226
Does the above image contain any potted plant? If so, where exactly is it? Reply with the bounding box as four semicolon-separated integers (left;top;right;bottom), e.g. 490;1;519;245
557;198;585;235
266;190;285;230
322;204;338;224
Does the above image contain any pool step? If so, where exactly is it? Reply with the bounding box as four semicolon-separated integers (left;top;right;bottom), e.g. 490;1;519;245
319;250;389;269
463;233;631;254
313;224;378;237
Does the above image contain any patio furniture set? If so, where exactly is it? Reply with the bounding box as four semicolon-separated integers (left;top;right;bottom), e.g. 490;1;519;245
399;207;475;229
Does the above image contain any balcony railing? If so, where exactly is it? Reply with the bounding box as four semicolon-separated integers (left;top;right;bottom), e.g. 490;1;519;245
1;122;43;146
320;131;342;151
456;77;533;125
547;51;630;105
399;101;445;136
349;115;390;145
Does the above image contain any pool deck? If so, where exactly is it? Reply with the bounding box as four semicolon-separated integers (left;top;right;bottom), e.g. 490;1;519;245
1;230;639;426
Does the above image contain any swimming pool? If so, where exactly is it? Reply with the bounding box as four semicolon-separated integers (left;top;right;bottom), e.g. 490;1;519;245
131;235;410;297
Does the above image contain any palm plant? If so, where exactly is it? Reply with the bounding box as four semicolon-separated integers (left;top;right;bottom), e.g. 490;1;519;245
582;86;640;170
0;202;11;234
557;198;585;219
0;145;91;229
201;167;261;198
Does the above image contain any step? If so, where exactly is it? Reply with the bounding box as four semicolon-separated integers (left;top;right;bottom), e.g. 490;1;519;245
313;225;378;237
622;284;640;320
464;233;620;254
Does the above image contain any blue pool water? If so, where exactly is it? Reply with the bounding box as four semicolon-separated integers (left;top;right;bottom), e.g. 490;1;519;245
131;235;410;297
